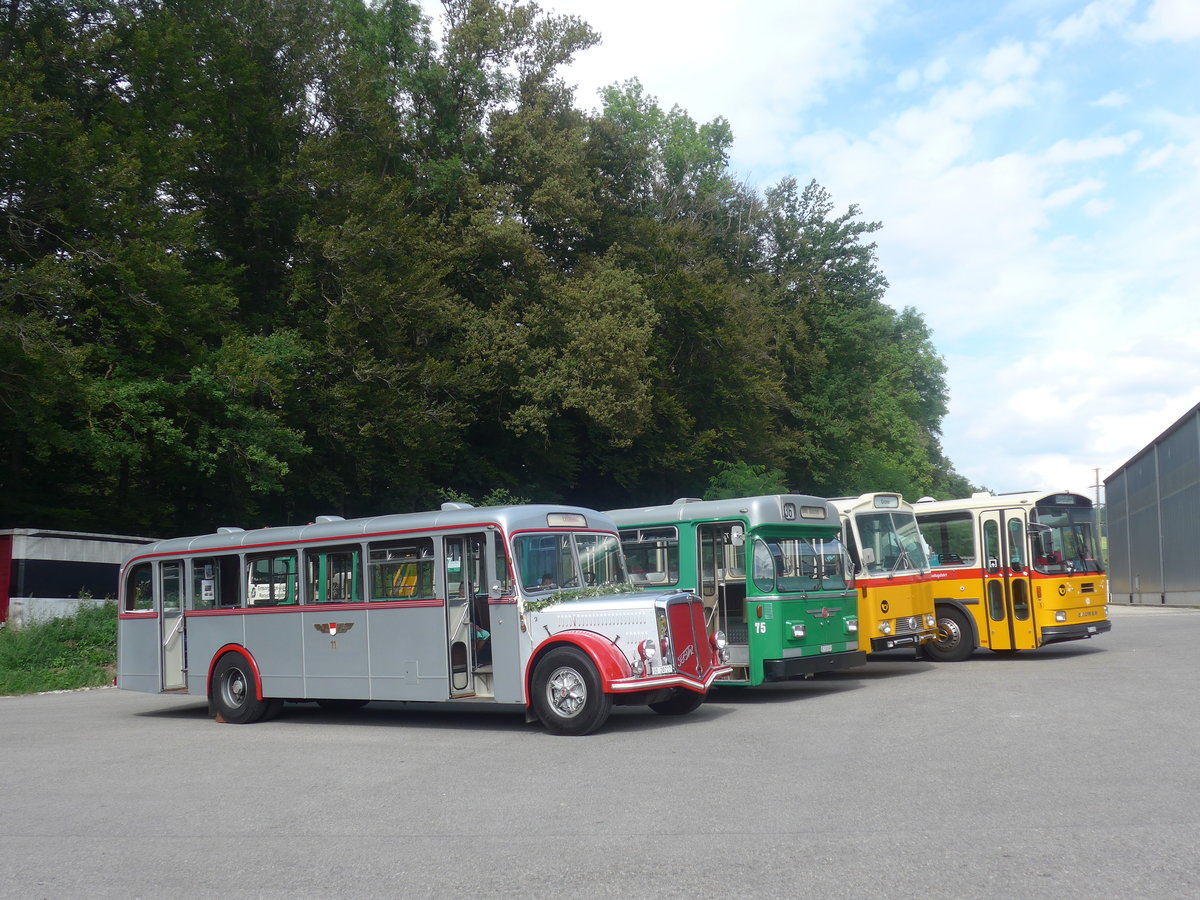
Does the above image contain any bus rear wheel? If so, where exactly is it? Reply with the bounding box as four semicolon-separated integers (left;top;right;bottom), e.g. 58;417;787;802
921;608;973;662
211;652;280;724
648;688;705;716
531;647;613;736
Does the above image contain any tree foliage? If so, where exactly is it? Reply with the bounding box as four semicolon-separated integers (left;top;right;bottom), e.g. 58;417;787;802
1;0;973;535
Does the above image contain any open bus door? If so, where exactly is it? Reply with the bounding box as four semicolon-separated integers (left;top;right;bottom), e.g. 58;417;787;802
444;534;485;697
979;509;1036;651
160;560;186;690
699;522;745;655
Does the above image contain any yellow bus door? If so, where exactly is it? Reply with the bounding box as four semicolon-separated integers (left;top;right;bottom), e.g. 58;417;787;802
980;510;1037;651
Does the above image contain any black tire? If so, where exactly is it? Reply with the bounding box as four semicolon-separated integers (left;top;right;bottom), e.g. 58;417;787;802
530;647;613;736
921;607;974;662
211;652;279;724
648;688;705;717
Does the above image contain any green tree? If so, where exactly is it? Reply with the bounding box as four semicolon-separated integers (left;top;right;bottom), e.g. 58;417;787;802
705;462;789;500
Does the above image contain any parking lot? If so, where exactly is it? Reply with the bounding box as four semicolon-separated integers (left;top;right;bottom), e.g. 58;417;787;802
1;603;1197;899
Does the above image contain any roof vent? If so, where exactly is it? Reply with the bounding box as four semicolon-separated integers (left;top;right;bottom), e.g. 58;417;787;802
217;527;244;534
673;498;703;505
441;502;474;511
314;515;344;524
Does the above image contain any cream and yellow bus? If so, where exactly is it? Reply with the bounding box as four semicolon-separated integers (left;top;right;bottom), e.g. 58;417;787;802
831;493;938;655
913;491;1110;661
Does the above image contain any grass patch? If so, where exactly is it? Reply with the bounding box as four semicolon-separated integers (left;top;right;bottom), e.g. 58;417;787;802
0;601;117;695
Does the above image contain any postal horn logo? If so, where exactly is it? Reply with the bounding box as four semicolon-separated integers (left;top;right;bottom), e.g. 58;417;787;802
315;622;355;636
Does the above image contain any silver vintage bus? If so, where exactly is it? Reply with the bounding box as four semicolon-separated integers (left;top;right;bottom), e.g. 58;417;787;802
117;504;730;735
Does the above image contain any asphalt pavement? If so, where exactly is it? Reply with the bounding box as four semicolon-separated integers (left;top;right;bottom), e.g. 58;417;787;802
1;603;1196;899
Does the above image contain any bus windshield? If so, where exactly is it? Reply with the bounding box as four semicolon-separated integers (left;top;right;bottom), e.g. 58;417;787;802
856;511;930;575
1030;506;1104;575
751;536;853;594
513;532;627;592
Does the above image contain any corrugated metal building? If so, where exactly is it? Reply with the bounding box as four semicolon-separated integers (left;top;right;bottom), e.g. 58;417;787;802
1104;403;1200;606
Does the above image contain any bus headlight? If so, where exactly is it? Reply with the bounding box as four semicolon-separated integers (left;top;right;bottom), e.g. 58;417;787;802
639;639;658;661
879;620;892;635
710;630;730;663
791;623;806;639
1055;611;1067;622
925;614;936;628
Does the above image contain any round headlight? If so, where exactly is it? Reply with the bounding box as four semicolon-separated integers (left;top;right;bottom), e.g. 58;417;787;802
711;630;728;650
639;638;658;661
925;614;936;628
879;620;892;635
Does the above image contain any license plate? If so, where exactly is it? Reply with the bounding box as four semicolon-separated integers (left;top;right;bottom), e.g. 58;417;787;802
1087;626;1097;634
821;644;833;653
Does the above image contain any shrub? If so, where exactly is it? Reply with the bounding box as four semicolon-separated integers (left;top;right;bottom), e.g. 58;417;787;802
0;601;118;695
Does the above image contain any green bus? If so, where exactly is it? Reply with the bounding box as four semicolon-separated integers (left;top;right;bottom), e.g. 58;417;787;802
607;496;865;686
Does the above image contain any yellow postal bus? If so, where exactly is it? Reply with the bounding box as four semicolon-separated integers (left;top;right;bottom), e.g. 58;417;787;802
913;491;1110;661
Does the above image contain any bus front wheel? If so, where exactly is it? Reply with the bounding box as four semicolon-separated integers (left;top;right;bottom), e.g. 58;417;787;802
922;608;974;662
649;688;705;716
211;653;280;724
531;647;613;736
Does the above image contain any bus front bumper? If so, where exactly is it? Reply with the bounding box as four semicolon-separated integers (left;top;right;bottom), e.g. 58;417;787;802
870;630;937;652
762;650;867;681
1041;619;1112;645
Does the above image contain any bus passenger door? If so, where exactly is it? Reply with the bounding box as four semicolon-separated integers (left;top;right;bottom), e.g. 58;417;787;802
159;560;186;691
699;523;746;658
979;510;1036;651
444;534;484;697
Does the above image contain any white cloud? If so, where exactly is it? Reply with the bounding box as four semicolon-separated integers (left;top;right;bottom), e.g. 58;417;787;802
1051;0;1137;45
1092;89;1129;108
981;41;1044;82
1130;0;1200;42
1045;178;1105;207
1042;132;1141;164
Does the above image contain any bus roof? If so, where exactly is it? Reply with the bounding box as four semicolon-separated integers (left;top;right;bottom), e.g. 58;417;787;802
912;491;1094;515
124;504;618;564
606;495;840;530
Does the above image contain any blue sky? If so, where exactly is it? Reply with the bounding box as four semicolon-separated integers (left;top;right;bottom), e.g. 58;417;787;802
420;1;1200;499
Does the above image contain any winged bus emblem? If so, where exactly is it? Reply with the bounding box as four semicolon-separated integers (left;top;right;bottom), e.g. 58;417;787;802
315;622;355;636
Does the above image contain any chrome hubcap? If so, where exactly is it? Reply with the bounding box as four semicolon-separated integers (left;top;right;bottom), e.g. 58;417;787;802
546;666;586;718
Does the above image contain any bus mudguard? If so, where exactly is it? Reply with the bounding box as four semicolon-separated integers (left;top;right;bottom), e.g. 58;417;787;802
208;644;265;701
525;630;632;701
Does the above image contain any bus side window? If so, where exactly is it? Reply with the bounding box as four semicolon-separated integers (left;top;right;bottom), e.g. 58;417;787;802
124;563;154;611
306;546;363;604
247;553;298;606
192;555;242;609
918;513;973;567
368;539;435;601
